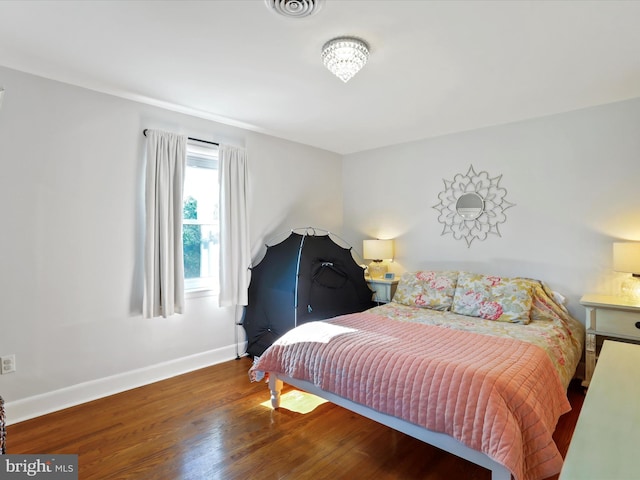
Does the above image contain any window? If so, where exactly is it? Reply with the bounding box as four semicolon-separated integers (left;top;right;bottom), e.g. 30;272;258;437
183;142;219;293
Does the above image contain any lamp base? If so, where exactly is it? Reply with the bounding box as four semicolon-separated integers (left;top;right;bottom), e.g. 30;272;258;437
621;275;640;303
368;261;388;279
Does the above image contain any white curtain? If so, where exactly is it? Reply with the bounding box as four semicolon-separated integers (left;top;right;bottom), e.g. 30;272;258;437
143;130;187;318
218;144;250;307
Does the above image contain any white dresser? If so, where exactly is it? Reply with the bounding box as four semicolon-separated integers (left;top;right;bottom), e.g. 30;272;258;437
560;340;640;479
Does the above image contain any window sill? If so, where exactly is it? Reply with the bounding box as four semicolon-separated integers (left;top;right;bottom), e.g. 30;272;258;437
185;289;218;299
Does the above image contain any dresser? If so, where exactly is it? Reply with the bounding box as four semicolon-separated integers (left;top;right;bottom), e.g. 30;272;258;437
560;340;640;479
580;294;640;387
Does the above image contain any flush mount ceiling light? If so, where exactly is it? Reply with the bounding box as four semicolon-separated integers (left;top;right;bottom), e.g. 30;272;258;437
265;0;324;18
321;37;370;83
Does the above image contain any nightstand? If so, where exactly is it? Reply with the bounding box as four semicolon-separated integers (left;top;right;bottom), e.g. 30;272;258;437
365;277;399;304
580;294;640;387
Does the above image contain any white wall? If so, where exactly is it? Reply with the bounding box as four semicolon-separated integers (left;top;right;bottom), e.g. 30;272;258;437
343;98;640;322
0;66;342;421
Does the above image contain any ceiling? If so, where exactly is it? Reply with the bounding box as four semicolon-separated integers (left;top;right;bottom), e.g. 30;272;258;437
1;0;640;155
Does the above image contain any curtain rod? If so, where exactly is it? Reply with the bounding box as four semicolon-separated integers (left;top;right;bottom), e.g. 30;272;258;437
142;129;219;146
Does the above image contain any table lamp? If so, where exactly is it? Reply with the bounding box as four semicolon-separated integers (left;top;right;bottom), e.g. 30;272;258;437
363;239;394;279
613;242;640;302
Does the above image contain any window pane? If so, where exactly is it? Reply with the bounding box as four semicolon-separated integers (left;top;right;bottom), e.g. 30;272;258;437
183;148;219;292
200;224;219;283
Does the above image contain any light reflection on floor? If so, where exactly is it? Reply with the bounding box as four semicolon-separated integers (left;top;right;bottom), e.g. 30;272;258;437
260;389;328;414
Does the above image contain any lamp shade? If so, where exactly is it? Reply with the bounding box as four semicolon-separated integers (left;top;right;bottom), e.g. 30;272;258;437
613;242;640;274
363;239;394;261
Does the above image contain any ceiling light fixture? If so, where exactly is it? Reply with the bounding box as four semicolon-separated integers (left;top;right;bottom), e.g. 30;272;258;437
321;37;370;83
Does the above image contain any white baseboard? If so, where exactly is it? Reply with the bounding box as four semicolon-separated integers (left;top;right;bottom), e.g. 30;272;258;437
5;344;246;426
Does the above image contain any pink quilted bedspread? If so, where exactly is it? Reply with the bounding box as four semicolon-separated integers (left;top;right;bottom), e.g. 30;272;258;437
254;312;571;480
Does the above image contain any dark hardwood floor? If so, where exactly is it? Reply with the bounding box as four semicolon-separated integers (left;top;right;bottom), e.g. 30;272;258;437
6;357;584;479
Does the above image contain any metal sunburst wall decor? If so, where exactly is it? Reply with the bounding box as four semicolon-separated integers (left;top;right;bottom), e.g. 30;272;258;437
433;165;515;247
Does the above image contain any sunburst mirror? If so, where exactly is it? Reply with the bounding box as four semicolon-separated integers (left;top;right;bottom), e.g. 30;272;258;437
433;165;515;247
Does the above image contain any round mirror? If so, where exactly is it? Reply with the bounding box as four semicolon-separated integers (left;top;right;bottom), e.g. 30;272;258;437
456;193;484;220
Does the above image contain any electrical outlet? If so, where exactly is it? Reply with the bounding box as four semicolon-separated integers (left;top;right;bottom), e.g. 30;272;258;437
1;354;16;374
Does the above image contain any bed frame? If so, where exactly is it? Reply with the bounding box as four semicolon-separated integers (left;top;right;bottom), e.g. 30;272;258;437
268;374;511;480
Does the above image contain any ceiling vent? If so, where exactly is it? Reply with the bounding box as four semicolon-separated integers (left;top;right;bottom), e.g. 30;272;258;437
265;0;324;18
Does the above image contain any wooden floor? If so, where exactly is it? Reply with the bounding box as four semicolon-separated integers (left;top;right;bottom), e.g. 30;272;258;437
6;357;584;480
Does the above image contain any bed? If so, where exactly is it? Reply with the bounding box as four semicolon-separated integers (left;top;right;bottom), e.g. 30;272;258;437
251;271;584;480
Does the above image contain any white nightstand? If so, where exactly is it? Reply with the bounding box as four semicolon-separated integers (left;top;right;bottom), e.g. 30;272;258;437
580;294;640;387
365;277;399;304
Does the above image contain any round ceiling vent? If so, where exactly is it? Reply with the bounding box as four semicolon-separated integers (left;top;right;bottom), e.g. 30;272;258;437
265;0;325;18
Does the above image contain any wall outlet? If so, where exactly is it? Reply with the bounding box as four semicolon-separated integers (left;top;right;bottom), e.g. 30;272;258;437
1;354;16;374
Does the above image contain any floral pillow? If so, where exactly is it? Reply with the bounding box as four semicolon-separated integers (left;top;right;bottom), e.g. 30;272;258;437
451;272;535;324
392;271;459;311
